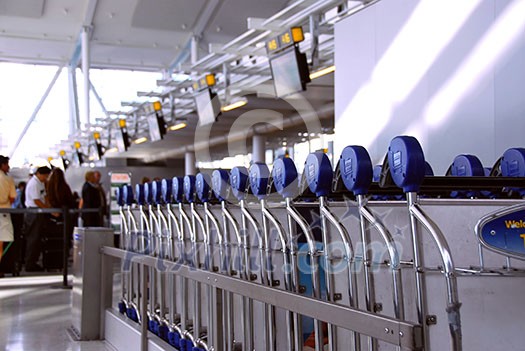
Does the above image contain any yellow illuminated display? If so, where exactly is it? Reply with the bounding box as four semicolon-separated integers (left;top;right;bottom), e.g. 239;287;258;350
153;101;162;111
205;74;216;87
193;82;199;90
291;27;304;43
281;32;291;45
47;157;53;162
267;27;304;54
521;234;525;248
93;132;101;140
118;119;127;128
74;141;81;149
59;150;66;156
267;39;278;51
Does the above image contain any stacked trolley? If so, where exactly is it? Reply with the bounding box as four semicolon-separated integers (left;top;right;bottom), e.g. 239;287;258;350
106;135;525;351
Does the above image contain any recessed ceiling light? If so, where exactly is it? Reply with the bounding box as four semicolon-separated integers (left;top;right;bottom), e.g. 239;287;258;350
216;26;221;32
181;24;187;30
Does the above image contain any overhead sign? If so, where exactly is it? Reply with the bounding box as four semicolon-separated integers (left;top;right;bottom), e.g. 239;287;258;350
266;26;305;54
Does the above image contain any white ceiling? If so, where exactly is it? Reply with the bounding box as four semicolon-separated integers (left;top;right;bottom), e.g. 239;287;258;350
0;0;291;70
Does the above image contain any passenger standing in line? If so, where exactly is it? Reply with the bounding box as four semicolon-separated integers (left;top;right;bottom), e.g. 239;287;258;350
0;156;16;267
23;166;51;272
80;171;104;227
12;181;26;209
93;170;108;226
46;168;76;246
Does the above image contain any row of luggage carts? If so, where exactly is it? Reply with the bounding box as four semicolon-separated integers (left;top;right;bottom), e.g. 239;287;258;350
112;135;525;351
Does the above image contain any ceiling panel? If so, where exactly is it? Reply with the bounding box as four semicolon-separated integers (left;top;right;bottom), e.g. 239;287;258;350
0;0;45;18
131;0;207;32
203;0;289;43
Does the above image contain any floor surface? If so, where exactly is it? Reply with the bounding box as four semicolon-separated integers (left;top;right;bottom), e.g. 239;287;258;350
0;275;115;351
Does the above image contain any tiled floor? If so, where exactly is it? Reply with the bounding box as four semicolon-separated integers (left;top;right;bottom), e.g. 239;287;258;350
0;275;115;351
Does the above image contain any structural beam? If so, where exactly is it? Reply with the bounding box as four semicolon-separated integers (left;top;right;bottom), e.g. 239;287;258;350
185;151;196;176
81;26;91;128
10;65;64;158
68;66;81;134
90;80;110;118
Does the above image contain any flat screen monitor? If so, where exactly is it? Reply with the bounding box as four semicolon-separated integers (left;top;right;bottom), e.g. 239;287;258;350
147;114;163;142
269;46;310;98
115;129;129;152
89;142;102;161
194;88;221;126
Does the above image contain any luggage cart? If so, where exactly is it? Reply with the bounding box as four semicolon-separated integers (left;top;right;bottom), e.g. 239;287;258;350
272;157;323;351
304;152;361;351
386;136;462;351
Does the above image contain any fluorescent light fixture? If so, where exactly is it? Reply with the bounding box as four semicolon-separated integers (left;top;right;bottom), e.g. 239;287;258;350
105;147;118;153
168;122;187;131
134;137;148;144
221;97;248;112
309;65;335;80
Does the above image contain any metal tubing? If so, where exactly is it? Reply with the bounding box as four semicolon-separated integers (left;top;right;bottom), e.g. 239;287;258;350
284;203;304;351
166;205;183;261
261;201;294;351
221;202;244;351
190;203;204;342
406;192;430;350
319;196;361;351
239;200;259;351
178;203;193;336
104;246;423;350
286;199;323;351
119;207;129;305
126;206;140;322
356;196;378;351
358;203;405;322
259;200;277;351
409;197;462;351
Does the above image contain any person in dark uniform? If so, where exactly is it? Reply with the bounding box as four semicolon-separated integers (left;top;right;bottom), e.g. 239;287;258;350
80;171;105;227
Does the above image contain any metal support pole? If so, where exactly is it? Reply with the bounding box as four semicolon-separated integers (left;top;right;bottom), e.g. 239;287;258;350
185;152;197;176
68;66;80;134
309;15;320;67
9;65;64;158
81;26;91;128
191;36;199;65
252;135;266;164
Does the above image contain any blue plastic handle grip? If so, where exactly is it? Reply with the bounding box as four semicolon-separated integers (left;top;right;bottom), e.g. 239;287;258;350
135;184;145;205
230;166;249;201
249;163;270;200
272;157;299;198
183;175;196;203
151;180;162;205
212;169;229;201
339;145;373;195
115;186;124;206
387;136;426;193
143;182;153;205
122;185;134;206
450;154;484;176
196;173;212;203
501;148;525;177
305;152;333;197
172;177;184;203
161;178;172;204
